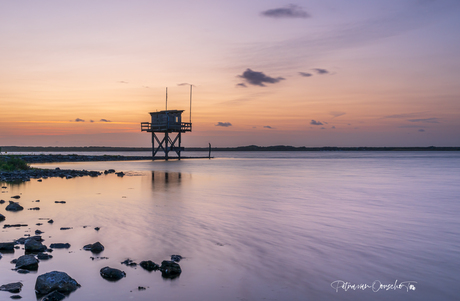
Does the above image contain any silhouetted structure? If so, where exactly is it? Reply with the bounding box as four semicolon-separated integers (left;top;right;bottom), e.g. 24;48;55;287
141;110;192;160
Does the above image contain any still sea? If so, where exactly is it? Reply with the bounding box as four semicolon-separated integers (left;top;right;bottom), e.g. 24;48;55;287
1;151;460;300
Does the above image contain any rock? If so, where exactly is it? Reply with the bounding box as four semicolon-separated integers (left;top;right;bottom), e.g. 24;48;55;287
116;172;125;177
0;242;15;251
35;230;44;235
47;219;54;224
121;259;137;267
138;286;146;291
0;282;23;293
159;261;182;278
54;201;66;204
140;260;159;271
100;267;126;281
37;252;53;260
171;255;183;262
35;271;80;295
59;227;72;230
15;254;39;270
10;195;20;199
24;238;47;252
0;213;5;221
10;295;22;299
83;242;104;253
50;243;70;249
94;227;100;231
0;199;5;204
17;269;30;274
42;290;65;301
3;224;28;229
28;207;40;210
5;201;23;211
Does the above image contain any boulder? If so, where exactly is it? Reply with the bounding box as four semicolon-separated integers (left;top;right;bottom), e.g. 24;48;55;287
100;267;126;281
83;242;104;253
140;260;159;271
121;259;137;267
0;282;23;293
160;261;182;278
0;242;15;251
37;253;53;260
35;271;80;295
24;238;47;252
15;255;39;270
10;295;22;299
49;243;70;249
0;213;5;221
171;255;183;262
5;201;23;212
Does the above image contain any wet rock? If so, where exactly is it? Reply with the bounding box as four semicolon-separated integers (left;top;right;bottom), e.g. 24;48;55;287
116;172;125;177
0;213;5;221
47;219;54;224
121;259;137;267
100;267;126;281
37;252;53;260
140;260;159;271
50;243;70;249
138;286;146;291
36;223;43;226
59;227;72;230
5;201;23;211
17;269;30;274
0;282;23;293
35;230;44;235
35;271;80;295
24;238;47;252
94;227;100;231
0;199;5;204
42;290;65;301
28;207;40;210
10;195;20;199
171;255;183;262
0;242;15;251
160;261;182;278
10;295;22;299
3;224;28;229
15;255;39;270
54;201;66;204
83;242;104;253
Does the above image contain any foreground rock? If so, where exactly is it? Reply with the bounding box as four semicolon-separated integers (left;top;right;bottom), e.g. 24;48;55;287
15;255;39;270
0;282;23;293
50;243;70;249
83;242;104;253
25;238;47;252
0;242;15;251
5;201;23;212
0;213;5;221
35;271;80;295
140;260;159;271
159;261;182;278
100;267;126;281
0;168;102;183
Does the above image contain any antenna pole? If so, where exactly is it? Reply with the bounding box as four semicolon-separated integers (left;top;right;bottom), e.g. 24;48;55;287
189;85;192;123
166;87;168;111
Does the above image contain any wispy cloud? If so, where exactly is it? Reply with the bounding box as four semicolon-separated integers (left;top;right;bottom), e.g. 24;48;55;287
238;68;284;87
261;4;310;19
313;68;329;74
263;125;274;129
118;81;128;84
310;120;323;126
100;119;112;122
75;118;85;122
236;83;247;88
330;111;346;118
177;83;196;87
299;72;312;77
408;118;440;123
418;129;426;132
215;122;232;127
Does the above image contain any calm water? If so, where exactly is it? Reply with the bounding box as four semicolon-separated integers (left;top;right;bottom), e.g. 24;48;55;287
1;152;460;300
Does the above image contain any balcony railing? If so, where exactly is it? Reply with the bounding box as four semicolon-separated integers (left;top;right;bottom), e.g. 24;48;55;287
141;122;192;132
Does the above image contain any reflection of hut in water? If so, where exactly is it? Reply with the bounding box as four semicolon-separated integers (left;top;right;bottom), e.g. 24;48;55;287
151;171;186;190
141;110;192;160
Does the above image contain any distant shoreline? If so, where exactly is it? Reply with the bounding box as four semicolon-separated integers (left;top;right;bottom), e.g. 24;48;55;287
1;145;460;152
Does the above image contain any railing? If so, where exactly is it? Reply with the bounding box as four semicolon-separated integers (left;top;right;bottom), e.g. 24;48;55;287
141;122;192;132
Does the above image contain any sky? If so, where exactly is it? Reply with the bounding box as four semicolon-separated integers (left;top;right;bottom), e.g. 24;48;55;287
1;0;459;147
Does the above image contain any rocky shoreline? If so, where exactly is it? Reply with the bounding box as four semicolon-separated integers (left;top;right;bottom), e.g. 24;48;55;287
17;154;152;163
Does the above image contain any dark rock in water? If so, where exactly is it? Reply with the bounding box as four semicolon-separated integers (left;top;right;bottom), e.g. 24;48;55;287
36;223;43;226
94;227;100;231
47;219;54;224
35;271;80;295
0;199;5;204
35;230;44;235
160;261;182;278
100;267;126;281
0;213;5;221
116;171;125;177
3;224;28;229
15;254;39;270
83;242;104;253
5;201;23;211
0;242;15;251
24;238;47;252
35;200;40;202
42;290;65;301
171;255;183;262
10;294;22;299
0;282;23;293
50;243;70;249
10;195;20;199
28;207;40;210
140;260;159;271
17;269;30;274
138;286;146;291
37;252;53;260
54;201;66;204
121;259;137;267
59;227;72;230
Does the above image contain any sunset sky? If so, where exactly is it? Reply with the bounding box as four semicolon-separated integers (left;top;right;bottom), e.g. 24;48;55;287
1;0;459;147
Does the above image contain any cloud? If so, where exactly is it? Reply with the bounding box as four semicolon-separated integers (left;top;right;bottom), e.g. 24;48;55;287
100;119;111;122
215;122;232;127
75;118;85;122
321;127;326;130
261;4;310;19
418;129;425;132
408;118;440;123
90;120;94;123
177;83;196;87
299;72;312;77
330;111;346;118
236;83;247;88
332;126;336;129
118;81;128;84
263;125;273;129
310;120;323;126
383;112;426;118
313;68;329;74
238;68;285;87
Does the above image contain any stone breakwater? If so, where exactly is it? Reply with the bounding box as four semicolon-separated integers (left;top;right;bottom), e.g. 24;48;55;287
0;168;103;183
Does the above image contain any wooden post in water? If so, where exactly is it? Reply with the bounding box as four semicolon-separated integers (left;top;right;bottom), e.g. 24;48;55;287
208;143;212;159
